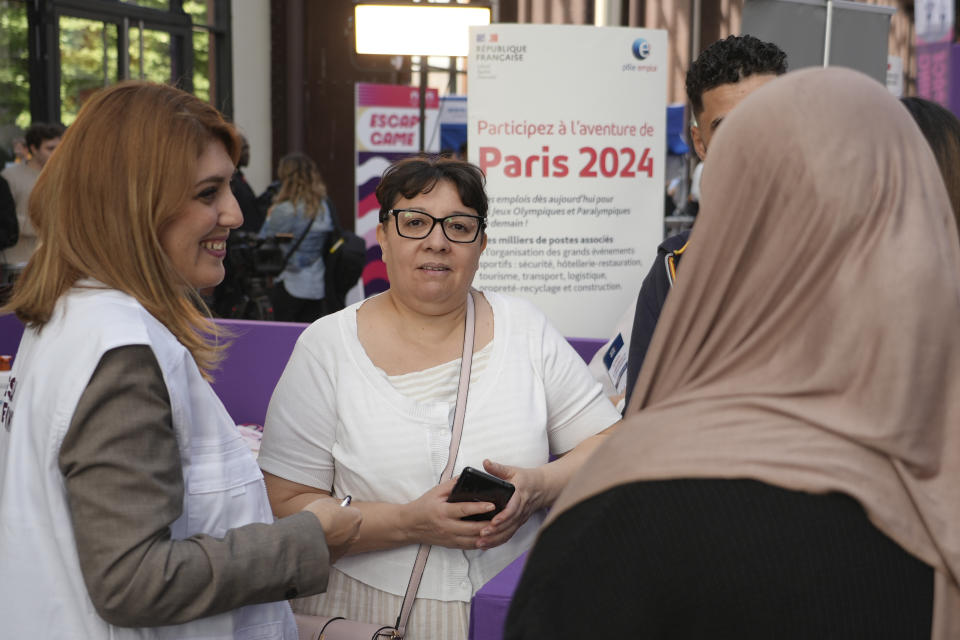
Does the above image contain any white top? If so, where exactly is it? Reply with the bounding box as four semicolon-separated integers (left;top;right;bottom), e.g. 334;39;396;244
258;290;620;602
385;342;493;404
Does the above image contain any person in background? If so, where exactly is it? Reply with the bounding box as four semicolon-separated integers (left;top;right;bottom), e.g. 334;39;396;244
258;152;334;323
233;134;266;233
590;35;787;411
0;81;361;639
258;156;621;639
0;172;18;304
210;134;266;315
682;160;702;217
0;126;26;169
902;96;960;225
257;178;282;221
0;175;17;261
506;67;960;640
664;173;684;217
0;122;64;266
11;137;28;164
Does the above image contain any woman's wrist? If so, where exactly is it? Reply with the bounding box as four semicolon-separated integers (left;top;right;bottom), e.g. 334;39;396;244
527;465;557;511
394;500;420;546
338;500;420;555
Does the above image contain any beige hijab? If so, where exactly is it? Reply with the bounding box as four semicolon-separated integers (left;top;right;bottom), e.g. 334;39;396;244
547;67;960;636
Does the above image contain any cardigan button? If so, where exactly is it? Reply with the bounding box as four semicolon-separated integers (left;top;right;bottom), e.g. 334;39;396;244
285;586;299;599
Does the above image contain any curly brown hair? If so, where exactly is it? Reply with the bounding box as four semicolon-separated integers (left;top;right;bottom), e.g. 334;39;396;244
686;35;787;117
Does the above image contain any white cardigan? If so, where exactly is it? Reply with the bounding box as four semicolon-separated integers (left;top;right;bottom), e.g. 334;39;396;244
258;290;620;602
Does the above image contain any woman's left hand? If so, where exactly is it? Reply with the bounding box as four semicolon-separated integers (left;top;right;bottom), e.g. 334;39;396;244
475;459;546;550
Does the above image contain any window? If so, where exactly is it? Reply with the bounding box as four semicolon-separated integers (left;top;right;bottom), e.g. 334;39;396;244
183;0;230;105
0;0;231;133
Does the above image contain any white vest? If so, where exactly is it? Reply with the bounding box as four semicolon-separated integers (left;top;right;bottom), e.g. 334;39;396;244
0;286;297;639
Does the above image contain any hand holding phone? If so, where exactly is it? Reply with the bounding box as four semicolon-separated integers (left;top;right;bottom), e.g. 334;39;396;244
447;466;516;521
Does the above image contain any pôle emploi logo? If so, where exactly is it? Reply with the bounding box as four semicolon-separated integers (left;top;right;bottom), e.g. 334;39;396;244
631;38;651;60
624;37;658;72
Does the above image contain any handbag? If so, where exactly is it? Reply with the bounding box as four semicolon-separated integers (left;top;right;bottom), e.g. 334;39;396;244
293;614;395;640
294;292;477;640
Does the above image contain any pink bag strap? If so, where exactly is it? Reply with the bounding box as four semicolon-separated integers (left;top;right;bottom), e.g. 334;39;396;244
394;291;476;637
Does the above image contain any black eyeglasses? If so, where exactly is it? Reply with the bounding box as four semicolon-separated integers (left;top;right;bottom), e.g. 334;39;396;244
384;209;486;243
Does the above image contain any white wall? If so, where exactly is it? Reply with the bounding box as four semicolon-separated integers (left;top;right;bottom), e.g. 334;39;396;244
231;0;272;194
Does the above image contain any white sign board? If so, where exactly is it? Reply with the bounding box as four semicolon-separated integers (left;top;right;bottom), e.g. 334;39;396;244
468;24;667;339
886;55;904;96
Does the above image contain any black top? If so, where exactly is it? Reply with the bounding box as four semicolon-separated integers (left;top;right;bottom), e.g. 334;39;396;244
0;174;18;252
506;478;933;640
232;170;266;232
623;229;690;409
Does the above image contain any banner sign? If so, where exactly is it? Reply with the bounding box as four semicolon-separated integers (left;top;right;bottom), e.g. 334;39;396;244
468;24;667;339
886;55;904;97
915;0;954;108
438;95;468;155
355;83;439;296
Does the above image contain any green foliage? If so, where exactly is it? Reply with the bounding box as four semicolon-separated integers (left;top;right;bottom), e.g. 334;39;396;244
59;17;118;125
193;30;211;103
130;0;171;10
0;1;30;129
127;26;173;83
184;1;214;103
183;0;212;25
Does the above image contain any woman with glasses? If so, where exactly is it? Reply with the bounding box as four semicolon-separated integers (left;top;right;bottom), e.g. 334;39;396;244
258;152;334;322
258;156;621;638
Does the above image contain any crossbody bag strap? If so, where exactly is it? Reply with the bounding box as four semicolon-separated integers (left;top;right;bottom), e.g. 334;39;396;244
276;203;320;273
394;290;476;637
311;199;341;268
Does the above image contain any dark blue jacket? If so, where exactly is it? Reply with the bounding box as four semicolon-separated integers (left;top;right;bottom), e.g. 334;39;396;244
623;229;691;410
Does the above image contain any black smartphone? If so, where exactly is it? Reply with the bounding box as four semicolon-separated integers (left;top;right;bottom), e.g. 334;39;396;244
447;466;516;521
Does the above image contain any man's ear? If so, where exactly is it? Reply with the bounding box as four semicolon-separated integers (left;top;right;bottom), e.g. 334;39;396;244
690;124;706;161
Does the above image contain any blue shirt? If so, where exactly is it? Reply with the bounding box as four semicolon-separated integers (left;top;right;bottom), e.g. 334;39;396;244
259;199;333;300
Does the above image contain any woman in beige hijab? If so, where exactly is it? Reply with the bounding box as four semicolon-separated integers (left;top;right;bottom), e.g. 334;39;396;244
505;67;960;639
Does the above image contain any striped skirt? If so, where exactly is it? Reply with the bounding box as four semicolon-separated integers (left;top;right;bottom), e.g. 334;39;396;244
290;568;470;640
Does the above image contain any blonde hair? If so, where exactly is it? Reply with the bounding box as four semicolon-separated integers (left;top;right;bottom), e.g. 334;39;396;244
273;152;327;219
3;81;240;378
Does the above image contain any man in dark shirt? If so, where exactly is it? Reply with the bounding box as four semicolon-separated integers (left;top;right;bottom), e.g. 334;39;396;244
232;135;266;233
212;135;267;316
621;35;788;410
0;175;18;303
0;175;17;255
